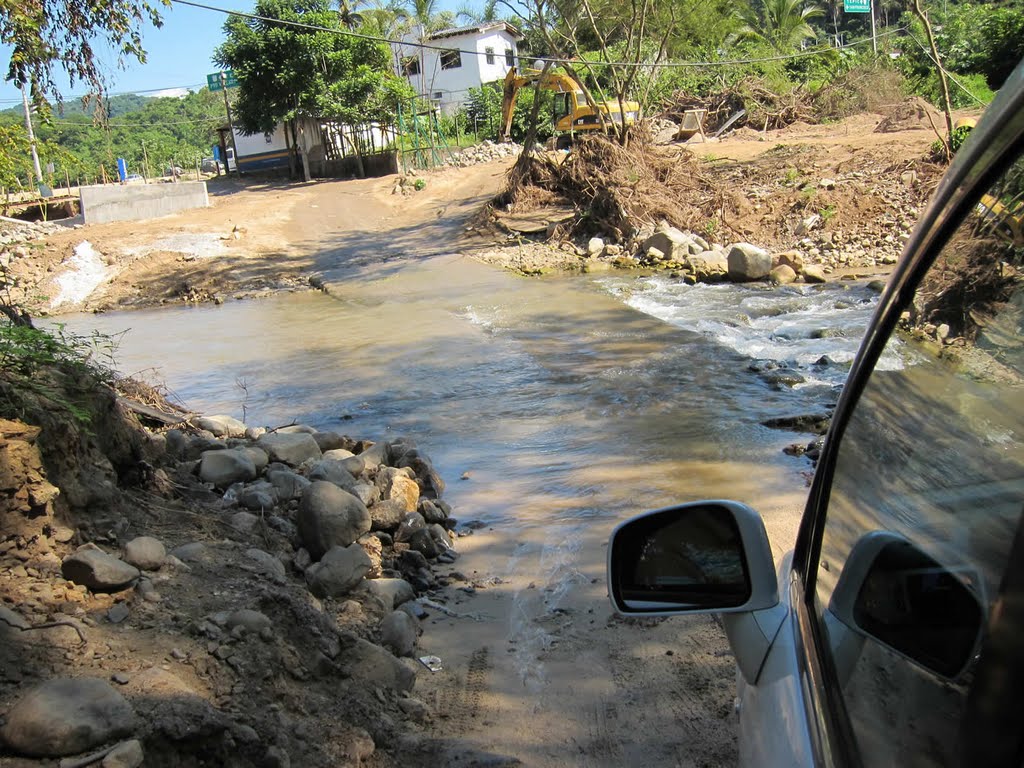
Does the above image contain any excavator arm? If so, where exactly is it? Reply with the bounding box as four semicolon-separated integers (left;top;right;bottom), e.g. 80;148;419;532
500;66;578;141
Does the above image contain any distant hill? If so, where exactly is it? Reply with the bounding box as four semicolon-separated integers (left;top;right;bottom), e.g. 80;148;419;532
3;93;153;119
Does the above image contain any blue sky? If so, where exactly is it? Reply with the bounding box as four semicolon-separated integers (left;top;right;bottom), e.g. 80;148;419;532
0;0;467;107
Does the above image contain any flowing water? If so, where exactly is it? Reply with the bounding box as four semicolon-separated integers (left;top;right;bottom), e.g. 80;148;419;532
60;257;886;530
56;256;891;763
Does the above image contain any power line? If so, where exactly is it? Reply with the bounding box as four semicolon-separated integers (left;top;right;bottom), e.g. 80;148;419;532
170;0;908;70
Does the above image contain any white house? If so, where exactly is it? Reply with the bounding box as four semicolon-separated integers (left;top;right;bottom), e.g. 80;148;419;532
393;22;523;113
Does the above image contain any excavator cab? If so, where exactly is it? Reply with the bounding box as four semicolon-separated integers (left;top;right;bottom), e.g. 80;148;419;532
500;66;639;145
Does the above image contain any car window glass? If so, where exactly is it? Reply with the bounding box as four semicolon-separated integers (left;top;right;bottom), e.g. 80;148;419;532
814;151;1024;766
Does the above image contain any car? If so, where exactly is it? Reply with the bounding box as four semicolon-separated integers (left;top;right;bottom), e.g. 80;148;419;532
123;173;144;183
607;60;1024;767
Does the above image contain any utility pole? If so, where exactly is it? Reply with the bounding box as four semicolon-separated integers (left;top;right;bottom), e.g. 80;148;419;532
870;0;878;54
221;72;240;174
21;85;42;187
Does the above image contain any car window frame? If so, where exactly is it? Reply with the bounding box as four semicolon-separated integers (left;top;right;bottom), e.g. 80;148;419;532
787;63;1024;768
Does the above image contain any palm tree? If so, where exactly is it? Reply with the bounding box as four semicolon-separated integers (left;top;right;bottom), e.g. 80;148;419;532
337;0;363;29
456;0;500;25
358;0;409;36
735;0;824;51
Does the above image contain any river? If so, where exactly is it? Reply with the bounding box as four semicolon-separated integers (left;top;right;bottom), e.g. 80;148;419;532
56;255;885;765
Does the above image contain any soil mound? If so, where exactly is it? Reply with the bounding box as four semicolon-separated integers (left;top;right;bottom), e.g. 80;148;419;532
875;97;944;133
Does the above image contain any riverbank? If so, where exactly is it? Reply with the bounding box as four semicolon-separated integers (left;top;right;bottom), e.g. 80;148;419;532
0;107;947;318
0;371;505;766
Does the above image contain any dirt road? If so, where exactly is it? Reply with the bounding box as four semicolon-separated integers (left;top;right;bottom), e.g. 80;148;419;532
2;109;955;765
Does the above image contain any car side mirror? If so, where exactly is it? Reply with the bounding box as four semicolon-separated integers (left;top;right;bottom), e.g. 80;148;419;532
608;501;779;615
826;531;986;681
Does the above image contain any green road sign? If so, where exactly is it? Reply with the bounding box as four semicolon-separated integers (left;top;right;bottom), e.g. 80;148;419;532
206;71;239;91
844;0;870;12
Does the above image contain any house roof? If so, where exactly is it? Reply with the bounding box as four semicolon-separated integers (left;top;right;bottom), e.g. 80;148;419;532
424;21;523;42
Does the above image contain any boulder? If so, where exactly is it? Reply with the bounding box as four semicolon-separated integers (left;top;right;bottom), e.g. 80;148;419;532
802;265;827;283
586;237;605;257
0;678;138;757
238;446;269;474
267;469;311;502
685;250;728;278
641;226;692;263
361;578;416;609
727;243;772;281
275;424;317;434
309;459;358;492
306;544;372;597
194;415;247;438
122;536;165;571
322;448;355;460
407;528;441;559
380;611;418;657
775;250;804;272
356;442;388;471
245;548;287;583
312;431;348;452
376;467;420;513
199;450;257;490
351;482;379;507
341;637;416;693
769;264;798;285
394;452;445;499
226;609;272;634
238;481;278;511
297;481;372;560
418;499;448;525
230;511;260;533
370;499;407;532
62;544;140;592
256;432;322;467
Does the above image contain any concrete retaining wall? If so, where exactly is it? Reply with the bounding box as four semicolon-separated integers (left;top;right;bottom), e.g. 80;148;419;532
79;182;209;224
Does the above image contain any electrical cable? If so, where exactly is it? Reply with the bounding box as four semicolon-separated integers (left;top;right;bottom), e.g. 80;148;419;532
170;0;908;70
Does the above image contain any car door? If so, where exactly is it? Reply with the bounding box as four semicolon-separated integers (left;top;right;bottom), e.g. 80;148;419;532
789;66;1024;767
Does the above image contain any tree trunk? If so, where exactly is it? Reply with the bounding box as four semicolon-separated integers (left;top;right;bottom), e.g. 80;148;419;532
913;0;955;156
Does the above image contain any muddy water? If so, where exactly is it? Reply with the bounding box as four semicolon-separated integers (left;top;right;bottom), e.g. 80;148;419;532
59;256;884;765
62;256;862;526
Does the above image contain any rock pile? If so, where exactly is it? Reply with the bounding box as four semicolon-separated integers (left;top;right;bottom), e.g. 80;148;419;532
445;140;522;168
0;219;64;249
586;221;831;285
0;220;66;272
0;408;471;767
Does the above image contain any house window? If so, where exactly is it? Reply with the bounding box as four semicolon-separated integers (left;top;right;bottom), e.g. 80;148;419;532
505;48;514;66
440;49;462;69
401;56;420;76
485;47;495;65
433;92;443;100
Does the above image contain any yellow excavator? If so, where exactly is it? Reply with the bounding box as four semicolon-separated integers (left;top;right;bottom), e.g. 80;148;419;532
956;118;1023;246
500;66;640;149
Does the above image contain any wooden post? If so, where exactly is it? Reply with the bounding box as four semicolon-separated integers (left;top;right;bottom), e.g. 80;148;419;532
64;169;71;196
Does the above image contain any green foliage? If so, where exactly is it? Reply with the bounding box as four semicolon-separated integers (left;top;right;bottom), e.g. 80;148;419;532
215;0;413;134
1;0;167;107
0;88;228;185
939;0;1024;90
0;264;119;425
463;81;554;142
413;177;426;190
734;0;824;52
895;8;1001;109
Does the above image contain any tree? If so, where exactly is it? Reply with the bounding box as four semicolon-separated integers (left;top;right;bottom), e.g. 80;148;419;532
215;0;413;178
1;0;167;107
734;0;823;52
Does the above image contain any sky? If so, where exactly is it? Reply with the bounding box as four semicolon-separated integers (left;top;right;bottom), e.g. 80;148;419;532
0;0;465;107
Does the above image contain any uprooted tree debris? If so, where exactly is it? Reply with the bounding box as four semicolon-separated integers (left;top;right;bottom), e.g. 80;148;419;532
498;127;723;244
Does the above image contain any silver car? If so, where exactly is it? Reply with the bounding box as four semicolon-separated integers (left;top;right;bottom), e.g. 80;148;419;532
608;62;1024;766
